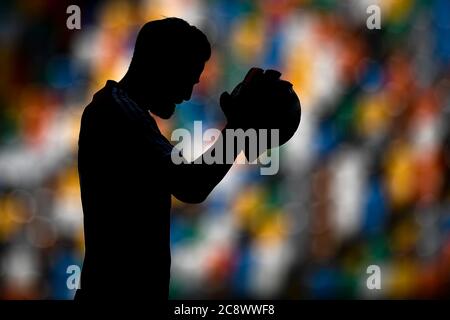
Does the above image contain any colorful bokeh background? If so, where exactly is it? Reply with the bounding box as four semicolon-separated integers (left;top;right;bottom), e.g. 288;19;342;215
1;0;450;299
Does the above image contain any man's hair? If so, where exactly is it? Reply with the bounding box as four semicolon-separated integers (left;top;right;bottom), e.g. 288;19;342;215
129;17;211;72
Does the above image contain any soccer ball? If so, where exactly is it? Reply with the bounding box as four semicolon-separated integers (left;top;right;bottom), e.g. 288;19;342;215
220;67;301;148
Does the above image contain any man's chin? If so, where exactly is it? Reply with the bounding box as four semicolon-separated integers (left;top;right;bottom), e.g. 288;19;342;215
150;102;176;119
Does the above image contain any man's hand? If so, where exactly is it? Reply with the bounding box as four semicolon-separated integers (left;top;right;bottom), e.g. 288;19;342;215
220;67;301;150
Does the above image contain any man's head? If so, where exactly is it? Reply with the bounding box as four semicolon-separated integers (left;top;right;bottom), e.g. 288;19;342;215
124;18;211;119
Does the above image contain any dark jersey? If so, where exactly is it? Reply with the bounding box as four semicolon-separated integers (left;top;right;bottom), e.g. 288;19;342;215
76;80;174;300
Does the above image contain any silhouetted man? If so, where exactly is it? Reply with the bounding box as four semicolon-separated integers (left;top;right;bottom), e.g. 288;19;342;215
76;18;239;301
76;17;300;304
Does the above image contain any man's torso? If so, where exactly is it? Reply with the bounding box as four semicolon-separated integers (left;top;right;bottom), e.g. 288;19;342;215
77;81;173;299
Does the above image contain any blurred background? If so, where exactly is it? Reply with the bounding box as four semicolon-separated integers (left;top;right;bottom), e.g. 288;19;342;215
1;0;450;299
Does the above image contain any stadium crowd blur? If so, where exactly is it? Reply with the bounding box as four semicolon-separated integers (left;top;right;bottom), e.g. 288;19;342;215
1;0;450;299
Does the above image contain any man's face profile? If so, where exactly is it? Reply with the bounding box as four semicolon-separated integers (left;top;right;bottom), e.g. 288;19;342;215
150;60;205;119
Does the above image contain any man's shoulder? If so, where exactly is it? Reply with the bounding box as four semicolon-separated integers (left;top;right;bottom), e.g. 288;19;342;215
81;83;126;125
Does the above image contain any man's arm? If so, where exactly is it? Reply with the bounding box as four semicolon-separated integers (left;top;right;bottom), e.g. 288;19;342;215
166;67;300;204
167;123;244;204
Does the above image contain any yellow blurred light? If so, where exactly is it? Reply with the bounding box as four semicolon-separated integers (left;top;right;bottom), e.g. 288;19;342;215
384;142;416;208
99;0;135;30
231;15;266;62
233;186;265;225
387;258;418;298
255;211;289;246
286;50;312;106
3;193;33;224
391;219;418;253
382;0;414;22
56;165;81;199
356;94;390;137
0;197;22;241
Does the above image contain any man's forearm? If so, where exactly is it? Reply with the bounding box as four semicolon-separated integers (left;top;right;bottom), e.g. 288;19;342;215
169;123;241;203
